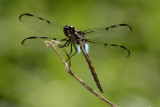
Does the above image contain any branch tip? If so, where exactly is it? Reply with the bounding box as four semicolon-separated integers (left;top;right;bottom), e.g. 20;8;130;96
44;40;117;107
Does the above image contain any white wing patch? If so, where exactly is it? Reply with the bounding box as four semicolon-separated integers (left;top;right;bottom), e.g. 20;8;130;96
85;43;89;54
78;45;81;54
78;43;89;54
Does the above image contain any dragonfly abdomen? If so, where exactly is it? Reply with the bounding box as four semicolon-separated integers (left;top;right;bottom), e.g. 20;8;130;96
81;46;103;93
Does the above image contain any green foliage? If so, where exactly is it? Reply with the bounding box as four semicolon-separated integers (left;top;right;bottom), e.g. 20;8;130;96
0;0;160;107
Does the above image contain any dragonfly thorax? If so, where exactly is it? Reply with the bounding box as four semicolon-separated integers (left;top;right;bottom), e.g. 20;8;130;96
64;25;86;45
64;25;75;37
71;31;86;45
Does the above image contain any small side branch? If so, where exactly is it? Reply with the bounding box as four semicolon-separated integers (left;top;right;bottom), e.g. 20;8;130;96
45;40;118;107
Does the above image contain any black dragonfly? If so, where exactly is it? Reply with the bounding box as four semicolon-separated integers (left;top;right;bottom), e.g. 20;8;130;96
20;13;132;93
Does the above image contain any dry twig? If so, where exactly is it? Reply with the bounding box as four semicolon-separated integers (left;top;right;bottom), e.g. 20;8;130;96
45;40;118;107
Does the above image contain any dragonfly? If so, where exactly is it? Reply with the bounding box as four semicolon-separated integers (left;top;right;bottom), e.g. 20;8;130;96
19;13;132;93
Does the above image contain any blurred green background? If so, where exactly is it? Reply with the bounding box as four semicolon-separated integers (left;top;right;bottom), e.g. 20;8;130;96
0;0;160;107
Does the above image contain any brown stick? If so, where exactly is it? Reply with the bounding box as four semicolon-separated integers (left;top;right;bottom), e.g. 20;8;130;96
45;40;118;107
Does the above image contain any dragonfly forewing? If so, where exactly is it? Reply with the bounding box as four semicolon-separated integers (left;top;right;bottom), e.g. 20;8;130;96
19;13;65;38
84;24;132;42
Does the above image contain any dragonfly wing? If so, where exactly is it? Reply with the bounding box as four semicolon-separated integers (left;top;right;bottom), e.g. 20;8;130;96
19;13;65;38
21;36;68;54
84;24;132;42
86;41;130;60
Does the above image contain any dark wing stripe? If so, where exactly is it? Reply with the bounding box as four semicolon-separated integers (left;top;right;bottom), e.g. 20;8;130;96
111;44;117;46
19;13;64;27
119;24;127;26
38;17;44;20
119;24;132;31
47;20;51;24
85;24;132;33
104;43;107;46
21;36;37;45
27;36;37;39
106;27;109;30
105;24;132;32
20;13;52;25
107;43;130;57
21;36;57;46
19;13;33;20
120;45;130;57
84;24;132;44
86;39;130;58
19;13;65;39
40;37;48;39
111;25;116;28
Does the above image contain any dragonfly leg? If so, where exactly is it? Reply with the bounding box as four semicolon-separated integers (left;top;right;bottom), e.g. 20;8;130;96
61;40;70;47
69;43;73;55
65;44;77;62
59;38;68;41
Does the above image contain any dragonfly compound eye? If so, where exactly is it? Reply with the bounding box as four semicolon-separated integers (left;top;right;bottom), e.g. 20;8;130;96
64;25;75;37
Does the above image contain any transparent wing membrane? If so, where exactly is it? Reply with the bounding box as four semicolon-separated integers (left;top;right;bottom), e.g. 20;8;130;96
22;36;56;52
84;24;132;42
87;41;130;60
21;36;74;59
19;13;65;38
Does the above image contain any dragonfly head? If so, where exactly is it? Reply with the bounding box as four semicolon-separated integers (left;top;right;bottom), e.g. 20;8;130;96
64;25;75;37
